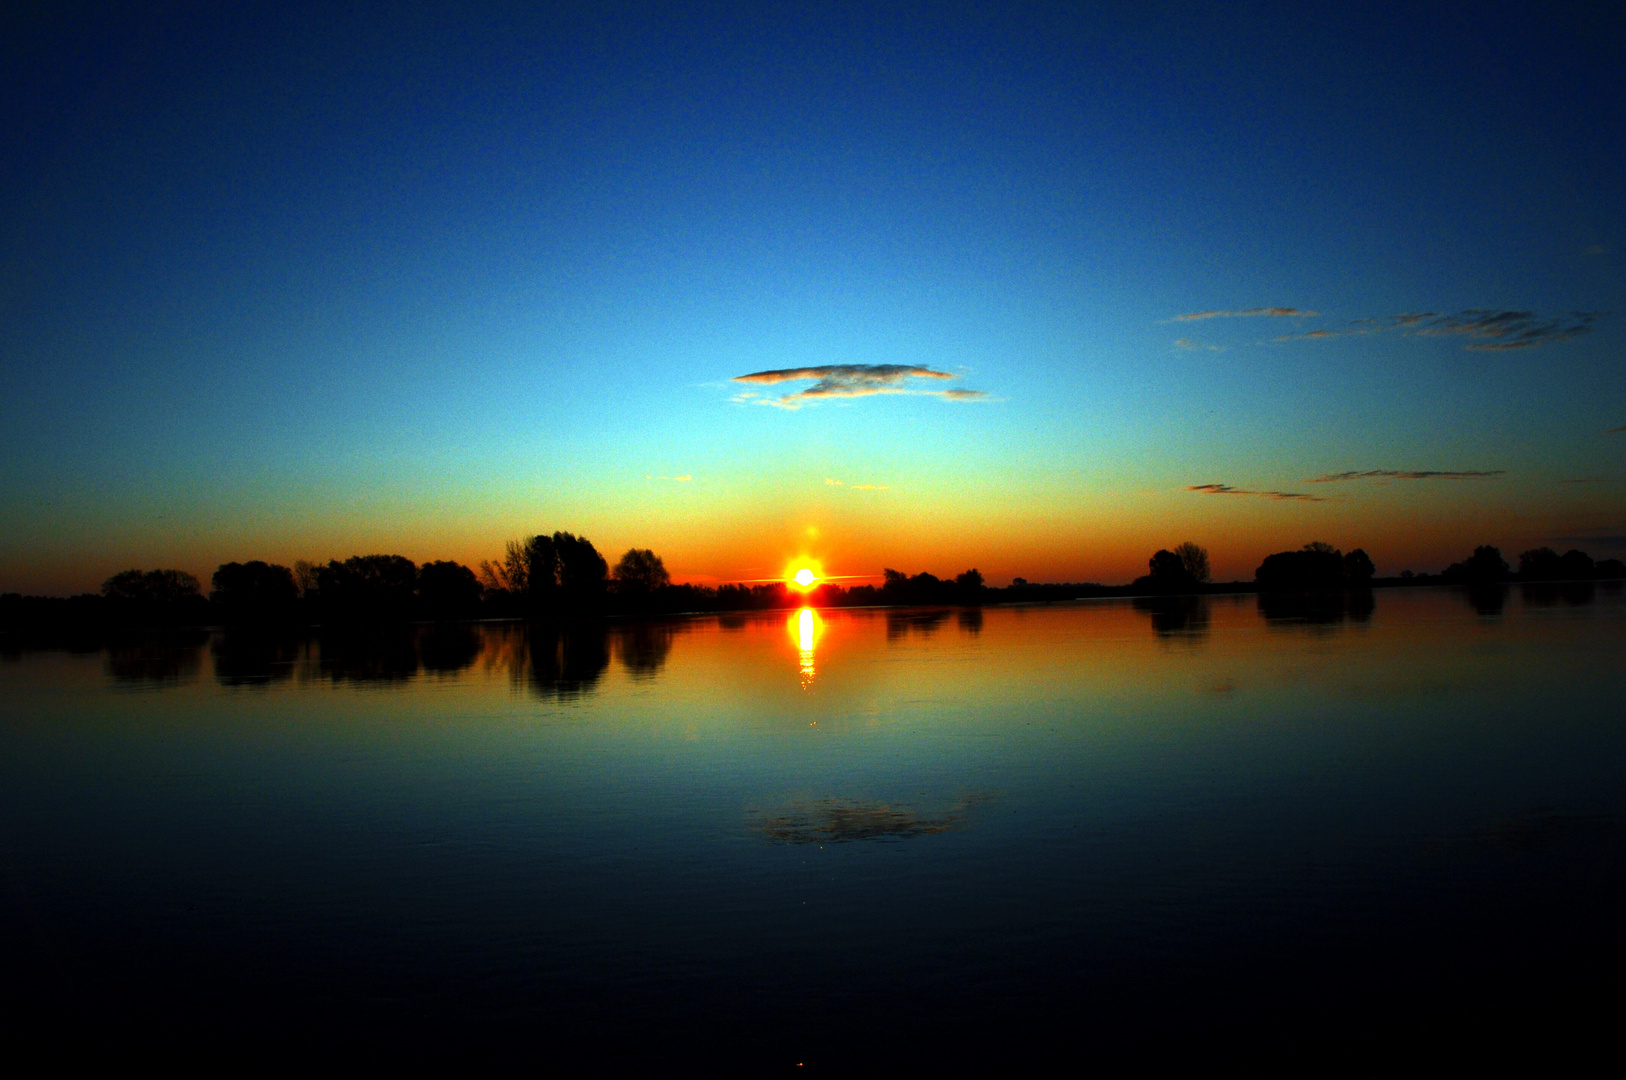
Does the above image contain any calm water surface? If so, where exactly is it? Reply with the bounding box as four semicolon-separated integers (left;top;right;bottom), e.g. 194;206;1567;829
4;588;1624;1068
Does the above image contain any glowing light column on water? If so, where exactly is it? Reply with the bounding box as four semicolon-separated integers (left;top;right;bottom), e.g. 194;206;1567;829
794;607;820;688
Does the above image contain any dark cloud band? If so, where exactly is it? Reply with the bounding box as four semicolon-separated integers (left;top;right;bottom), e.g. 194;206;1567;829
1276;309;1602;350
1188;483;1322;502
1310;469;1505;482
1172;307;1315;321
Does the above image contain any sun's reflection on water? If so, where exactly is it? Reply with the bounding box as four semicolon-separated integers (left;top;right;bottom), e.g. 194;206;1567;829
793;606;821;688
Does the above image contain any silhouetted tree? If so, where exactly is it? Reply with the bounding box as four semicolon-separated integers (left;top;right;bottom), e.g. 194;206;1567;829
1519;547;1562;580
1598;558;1626;579
1173;542;1210;584
1137;549;1199;593
1256;543;1345;591
1343;548;1376;585
101;569;207;625
555;532;608;609
418;560;482;620
211;561;299;622
316;555;418;621
479;539;530;594
1443;546;1509;583
292;560;322;597
1559;549;1595;580
103;569;201;604
613;548;670;594
492;531;609;615
879;568;980;604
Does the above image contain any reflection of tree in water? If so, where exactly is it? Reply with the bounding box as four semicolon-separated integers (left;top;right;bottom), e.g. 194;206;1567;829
106;632;207;685
1133;595;1210;638
1521;582;1596;608
1462;584;1509;618
1257;591;1374;627
758;795;988;844
525;624;610;700
613;622;675;680
317;629;421;683
956;608;983;635
212;632;303;686
419;624;481;674
886;610;948;640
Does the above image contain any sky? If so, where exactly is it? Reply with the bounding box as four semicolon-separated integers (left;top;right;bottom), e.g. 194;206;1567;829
2;1;1623;593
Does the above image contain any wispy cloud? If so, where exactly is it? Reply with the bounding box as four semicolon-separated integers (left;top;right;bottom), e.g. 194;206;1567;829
1274;327;1374;342
1609;426;1626;435
1562;477;1609;484
646;473;692;482
825;477;888;490
1174;337;1224;351
1411;309;1601;350
1171;307;1316;322
1274;309;1603;350
732;364;986;409
1309;469;1505;483
1188;483;1322;502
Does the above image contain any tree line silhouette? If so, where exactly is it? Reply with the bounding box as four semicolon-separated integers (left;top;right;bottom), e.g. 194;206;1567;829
2;531;1622;635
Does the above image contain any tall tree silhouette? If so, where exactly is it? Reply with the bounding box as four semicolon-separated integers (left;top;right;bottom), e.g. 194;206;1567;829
1173;542;1210;583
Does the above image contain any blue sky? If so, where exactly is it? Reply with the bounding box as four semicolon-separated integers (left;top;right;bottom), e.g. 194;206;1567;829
2;2;1622;592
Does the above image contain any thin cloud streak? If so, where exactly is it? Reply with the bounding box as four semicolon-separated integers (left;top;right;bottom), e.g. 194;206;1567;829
1188;483;1322;502
732;364;985;410
1171;307;1316;321
1310;469;1505;482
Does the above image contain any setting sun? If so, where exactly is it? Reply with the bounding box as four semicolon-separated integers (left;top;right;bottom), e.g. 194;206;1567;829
793;568;817;589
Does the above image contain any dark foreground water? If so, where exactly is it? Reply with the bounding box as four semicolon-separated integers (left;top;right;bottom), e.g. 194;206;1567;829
3;587;1624;1070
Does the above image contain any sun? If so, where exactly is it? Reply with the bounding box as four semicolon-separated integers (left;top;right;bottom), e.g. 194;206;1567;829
792;567;818;589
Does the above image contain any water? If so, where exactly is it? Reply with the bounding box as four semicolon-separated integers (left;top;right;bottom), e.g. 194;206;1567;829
3;587;1623;1069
